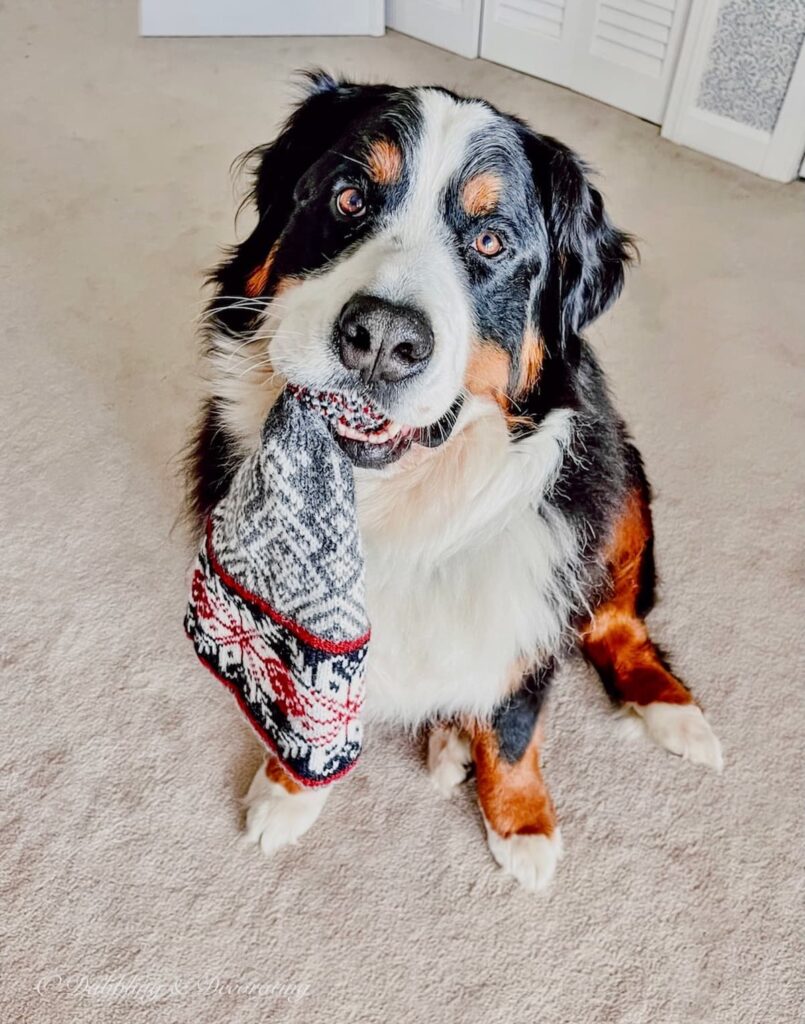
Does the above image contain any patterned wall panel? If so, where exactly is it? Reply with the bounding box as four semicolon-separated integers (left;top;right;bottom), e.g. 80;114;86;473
697;0;805;133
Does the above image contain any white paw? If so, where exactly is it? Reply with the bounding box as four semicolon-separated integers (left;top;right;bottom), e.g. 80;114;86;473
427;725;471;798
242;761;329;856
632;702;724;772
483;816;563;892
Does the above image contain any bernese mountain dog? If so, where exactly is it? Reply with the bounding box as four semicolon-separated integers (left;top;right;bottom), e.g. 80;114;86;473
186;72;722;891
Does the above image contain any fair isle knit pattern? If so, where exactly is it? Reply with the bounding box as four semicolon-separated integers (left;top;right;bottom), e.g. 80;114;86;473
185;390;369;787
288;384;391;436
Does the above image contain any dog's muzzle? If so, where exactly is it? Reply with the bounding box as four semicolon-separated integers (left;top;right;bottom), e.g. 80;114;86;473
289;385;463;469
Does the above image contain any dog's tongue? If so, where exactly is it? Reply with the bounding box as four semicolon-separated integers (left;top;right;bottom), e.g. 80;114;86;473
288;385;391;436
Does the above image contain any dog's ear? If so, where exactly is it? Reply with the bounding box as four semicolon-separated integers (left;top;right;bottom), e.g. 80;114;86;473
209;70;391;334
522;131;635;349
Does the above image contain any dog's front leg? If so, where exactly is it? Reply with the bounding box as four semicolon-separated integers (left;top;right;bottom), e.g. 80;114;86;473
472;661;563;892
243;756;329;856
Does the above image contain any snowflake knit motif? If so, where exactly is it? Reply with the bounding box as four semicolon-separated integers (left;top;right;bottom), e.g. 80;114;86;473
185;388;370;787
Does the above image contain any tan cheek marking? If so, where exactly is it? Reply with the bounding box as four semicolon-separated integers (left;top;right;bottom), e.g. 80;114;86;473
514;327;545;397
465;340;511;411
245;241;279;298
366;138;403;186
462;172;503;217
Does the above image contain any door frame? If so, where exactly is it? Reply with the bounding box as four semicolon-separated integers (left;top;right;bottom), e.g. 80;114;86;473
386;0;482;59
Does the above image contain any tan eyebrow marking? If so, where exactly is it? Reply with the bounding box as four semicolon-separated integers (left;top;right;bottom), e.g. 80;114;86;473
461;172;503;217
366;138;403;186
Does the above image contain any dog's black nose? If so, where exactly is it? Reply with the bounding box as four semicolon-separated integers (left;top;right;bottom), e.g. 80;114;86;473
337;295;434;384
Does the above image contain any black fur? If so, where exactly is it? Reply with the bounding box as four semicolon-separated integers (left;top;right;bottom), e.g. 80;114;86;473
523;130;635;343
183;397;239;529
493;660;556;764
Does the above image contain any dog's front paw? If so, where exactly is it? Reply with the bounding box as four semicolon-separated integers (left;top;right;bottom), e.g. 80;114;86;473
631;702;724;772
427;725;472;798
243;760;328;856
483;816;563;892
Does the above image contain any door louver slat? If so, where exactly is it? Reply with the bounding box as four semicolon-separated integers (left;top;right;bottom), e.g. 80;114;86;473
592;0;676;77
481;0;689;123
497;0;566;38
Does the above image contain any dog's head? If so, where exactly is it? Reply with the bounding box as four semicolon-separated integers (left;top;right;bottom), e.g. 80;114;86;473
209;72;634;468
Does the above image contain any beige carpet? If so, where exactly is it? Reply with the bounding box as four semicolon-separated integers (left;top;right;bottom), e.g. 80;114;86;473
2;2;803;1021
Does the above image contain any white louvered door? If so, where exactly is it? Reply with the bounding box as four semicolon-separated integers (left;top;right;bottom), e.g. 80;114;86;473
480;0;692;123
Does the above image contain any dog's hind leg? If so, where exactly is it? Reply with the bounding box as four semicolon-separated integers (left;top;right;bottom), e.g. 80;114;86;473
581;457;723;771
471;662;563;892
427;724;472;798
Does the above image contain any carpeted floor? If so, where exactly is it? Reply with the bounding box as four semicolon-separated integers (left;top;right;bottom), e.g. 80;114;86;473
2;3;803;1022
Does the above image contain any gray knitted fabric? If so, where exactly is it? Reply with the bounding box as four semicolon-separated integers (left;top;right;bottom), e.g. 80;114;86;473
185;390;369;786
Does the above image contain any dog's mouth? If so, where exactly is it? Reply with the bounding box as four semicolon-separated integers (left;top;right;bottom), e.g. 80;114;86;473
289;385;464;469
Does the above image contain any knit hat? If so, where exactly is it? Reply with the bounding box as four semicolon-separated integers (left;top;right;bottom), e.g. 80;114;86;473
185;388;372;787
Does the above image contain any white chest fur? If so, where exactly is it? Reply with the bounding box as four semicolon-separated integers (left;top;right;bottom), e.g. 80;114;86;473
356;398;579;725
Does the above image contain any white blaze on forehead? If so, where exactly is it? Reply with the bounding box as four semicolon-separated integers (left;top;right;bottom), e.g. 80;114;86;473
396;89;497;239
369;90;498;328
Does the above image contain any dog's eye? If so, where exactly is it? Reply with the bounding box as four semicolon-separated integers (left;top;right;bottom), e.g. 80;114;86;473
473;230;504;257
336;187;366;218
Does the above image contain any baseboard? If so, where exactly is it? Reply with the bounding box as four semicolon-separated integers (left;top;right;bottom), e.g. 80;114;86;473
662;107;771;176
